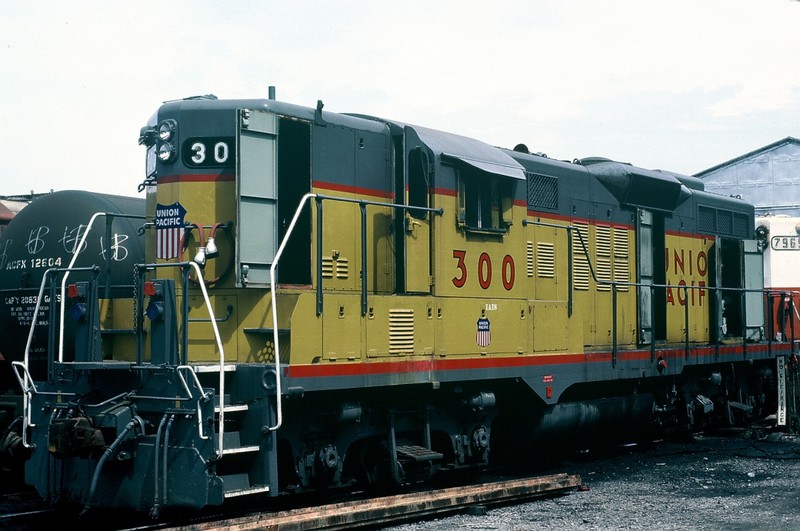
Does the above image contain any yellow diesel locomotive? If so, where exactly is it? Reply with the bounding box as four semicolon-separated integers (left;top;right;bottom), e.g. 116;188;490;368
14;92;792;515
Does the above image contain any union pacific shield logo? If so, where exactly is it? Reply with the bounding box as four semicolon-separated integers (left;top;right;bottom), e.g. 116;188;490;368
155;202;187;260
476;318;491;348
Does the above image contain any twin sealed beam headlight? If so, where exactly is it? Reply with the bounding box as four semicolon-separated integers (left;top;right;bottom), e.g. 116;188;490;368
158;119;176;141
155;119;178;163
157;142;176;162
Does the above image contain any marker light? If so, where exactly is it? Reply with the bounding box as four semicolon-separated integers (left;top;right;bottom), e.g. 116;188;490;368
67;283;84;299
143;281;158;297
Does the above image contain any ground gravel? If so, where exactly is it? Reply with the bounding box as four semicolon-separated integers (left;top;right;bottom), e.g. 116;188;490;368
386;431;800;530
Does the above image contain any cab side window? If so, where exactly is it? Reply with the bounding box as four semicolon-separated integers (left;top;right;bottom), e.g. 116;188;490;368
458;168;511;233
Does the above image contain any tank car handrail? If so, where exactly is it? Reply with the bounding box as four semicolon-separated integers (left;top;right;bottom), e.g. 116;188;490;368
57;211;147;363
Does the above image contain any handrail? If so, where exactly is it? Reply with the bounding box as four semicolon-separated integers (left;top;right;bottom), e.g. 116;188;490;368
523;219;793;365
24;266;97;370
267;193;317;431
57;211;146;363
265;193;444;432
177;365;212;441
314;194;444;316
131;260;225;454
177;261;225;454
11;360;78;449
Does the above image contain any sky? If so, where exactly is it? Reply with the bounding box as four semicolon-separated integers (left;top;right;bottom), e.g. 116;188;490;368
2;0;799;199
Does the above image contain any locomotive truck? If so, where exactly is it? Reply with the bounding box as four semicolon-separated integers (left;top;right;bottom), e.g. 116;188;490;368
11;92;794;516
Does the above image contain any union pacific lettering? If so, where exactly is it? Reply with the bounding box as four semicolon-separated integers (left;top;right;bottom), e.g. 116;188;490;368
665;246;708;307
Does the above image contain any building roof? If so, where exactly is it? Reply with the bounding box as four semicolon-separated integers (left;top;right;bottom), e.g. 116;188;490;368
695;136;800;177
0;201;14;221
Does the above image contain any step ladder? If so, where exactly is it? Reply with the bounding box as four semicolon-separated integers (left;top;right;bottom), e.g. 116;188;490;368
205;385;272;499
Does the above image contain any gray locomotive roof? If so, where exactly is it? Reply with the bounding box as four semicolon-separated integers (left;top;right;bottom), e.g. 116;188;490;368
159;96;388;134
579;158;692;212
409;124;526;180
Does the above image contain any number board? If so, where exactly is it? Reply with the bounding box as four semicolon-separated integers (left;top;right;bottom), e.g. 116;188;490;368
771;235;800;251
182;137;235;167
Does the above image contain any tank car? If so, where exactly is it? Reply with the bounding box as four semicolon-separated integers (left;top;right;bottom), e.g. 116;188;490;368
0;191;145;480
15;93;793;516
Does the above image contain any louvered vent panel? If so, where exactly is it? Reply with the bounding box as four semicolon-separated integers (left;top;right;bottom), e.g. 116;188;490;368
614;259;630;290
336;258;349;279
572;222;590;291
596;225;612;256
596;258;612;291
321;257;334;279
537;242;555;278
389;309;414;355
613;227;630;291
596;225;612;291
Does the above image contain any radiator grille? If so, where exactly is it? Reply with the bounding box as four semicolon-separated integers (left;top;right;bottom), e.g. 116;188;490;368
527;173;559;210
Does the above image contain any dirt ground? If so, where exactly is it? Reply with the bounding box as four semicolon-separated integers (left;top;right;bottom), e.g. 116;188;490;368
387;430;800;530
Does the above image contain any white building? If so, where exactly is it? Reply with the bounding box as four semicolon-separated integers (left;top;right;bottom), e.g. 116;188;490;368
695;137;800;217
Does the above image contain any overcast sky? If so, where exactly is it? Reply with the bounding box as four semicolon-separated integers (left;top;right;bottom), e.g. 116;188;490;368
2;0;799;199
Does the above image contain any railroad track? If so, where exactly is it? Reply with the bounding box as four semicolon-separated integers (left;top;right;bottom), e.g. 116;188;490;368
154;473;581;530
0;473;580;530
0;489;59;529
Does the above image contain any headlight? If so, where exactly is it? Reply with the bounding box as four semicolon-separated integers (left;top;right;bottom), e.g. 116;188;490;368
157;142;176;162
158;119;177;141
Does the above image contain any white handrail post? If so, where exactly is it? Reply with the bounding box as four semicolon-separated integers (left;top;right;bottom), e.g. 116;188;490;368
267;193;317;432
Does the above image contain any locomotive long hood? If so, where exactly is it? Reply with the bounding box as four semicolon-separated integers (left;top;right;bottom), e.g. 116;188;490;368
580;158;693;212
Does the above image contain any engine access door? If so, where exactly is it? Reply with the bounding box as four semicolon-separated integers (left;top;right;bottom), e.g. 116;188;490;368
743;239;765;341
637;209;654;345
636;209;665;344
